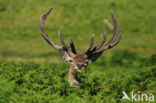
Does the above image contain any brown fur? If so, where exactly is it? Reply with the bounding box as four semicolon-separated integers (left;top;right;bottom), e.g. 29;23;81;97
72;53;87;63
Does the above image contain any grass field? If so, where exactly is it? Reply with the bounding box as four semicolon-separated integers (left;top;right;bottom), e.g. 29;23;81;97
0;0;156;102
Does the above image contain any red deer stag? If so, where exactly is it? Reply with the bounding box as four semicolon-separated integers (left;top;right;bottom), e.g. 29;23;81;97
40;7;122;86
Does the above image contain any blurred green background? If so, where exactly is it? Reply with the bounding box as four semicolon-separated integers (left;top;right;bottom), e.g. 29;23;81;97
0;0;155;62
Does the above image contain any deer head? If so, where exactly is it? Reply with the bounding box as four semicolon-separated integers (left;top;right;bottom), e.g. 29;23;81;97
40;7;122;86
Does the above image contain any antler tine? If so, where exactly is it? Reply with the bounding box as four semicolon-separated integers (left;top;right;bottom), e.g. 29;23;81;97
105;10;119;44
102;32;122;51
58;30;69;50
111;32;122;46
104;20;113;31
110;10;119;42
69;38;77;54
85;34;95;53
40;7;62;50
90;32;106;54
95;32;106;50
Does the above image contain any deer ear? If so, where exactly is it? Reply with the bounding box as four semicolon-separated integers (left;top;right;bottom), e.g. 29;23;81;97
60;50;71;62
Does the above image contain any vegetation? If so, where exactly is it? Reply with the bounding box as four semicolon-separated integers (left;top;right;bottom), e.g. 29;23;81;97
0;0;155;102
0;52;156;102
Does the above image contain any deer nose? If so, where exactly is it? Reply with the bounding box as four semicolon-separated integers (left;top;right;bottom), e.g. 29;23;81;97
77;64;84;69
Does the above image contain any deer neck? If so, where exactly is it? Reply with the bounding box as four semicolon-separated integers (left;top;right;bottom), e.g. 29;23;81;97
68;64;79;86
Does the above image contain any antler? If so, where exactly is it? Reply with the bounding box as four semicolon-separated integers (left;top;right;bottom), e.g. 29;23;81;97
85;10;122;62
40;7;62;51
40;7;77;59
85;34;95;53
40;7;121;62
95;10;122;53
69;38;77;54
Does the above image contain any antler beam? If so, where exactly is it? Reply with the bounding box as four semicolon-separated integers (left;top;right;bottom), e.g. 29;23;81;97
95;10;122;53
40;7;62;50
40;7;77;55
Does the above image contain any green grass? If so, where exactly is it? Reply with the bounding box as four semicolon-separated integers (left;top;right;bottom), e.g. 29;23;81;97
0;52;156;103
0;0;156;102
